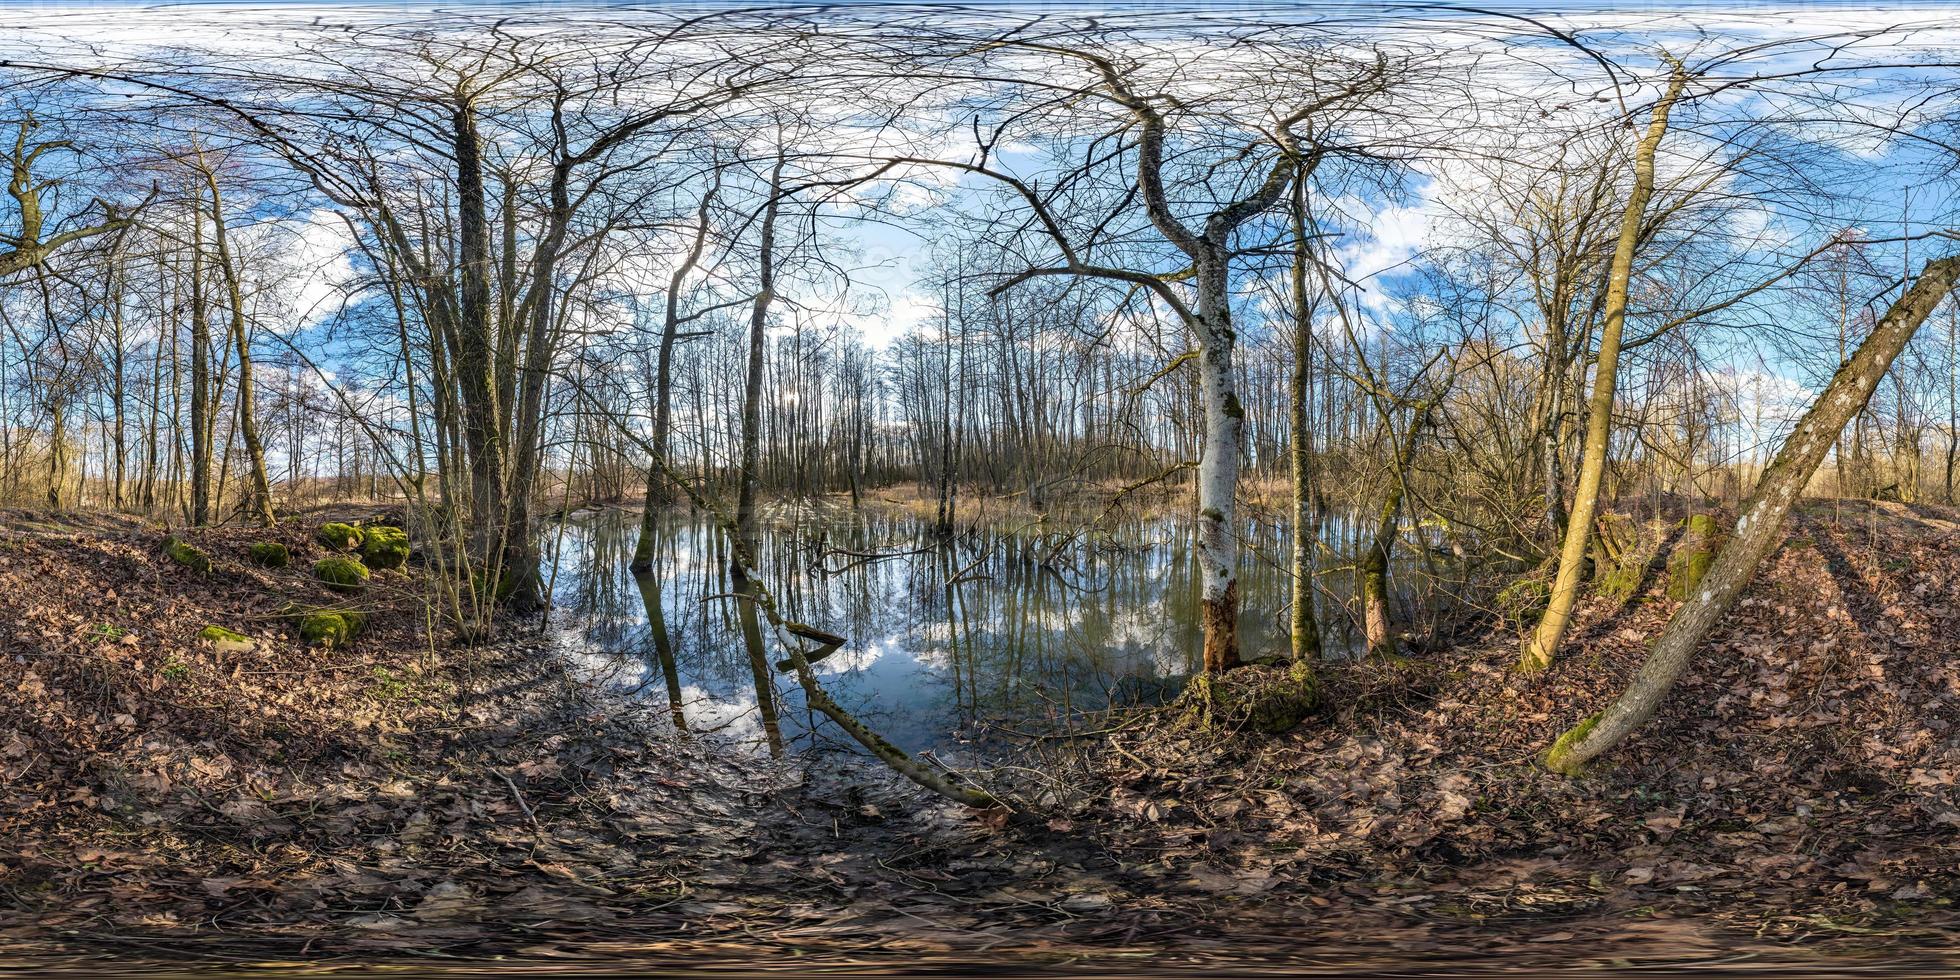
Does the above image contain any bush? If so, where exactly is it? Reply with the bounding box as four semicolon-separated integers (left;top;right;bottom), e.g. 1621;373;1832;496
163;536;212;575
317;522;362;551
247;541;290;568
360;524;409;570
314;555;371;593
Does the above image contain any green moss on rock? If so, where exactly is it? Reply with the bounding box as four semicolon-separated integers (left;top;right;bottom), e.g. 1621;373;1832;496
317;522;362;551
247;541;290;568
197;625;254;653
314;555;371;593
291;606;367;648
359;524;409;570
163;536;212;575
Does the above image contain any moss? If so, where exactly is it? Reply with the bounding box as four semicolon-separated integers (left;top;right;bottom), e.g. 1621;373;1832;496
314;555;371;593
317;522;362;551
1597;563;1642;602
1686;513;1718;539
290;605;367;648
1666;549;1714;600
359;524;409;570
1543;712;1602;775
247;541;290;568
162;536;212;575
197;625;254;653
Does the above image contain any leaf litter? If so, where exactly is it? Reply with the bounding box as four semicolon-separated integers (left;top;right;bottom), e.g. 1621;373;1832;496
6;502;1960;972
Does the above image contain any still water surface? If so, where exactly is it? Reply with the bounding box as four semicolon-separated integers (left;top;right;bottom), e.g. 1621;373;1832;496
543;503;1427;755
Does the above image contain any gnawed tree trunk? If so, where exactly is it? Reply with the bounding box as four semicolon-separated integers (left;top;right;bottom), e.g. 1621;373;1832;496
1545;253;1960;774
1520;65;1689;672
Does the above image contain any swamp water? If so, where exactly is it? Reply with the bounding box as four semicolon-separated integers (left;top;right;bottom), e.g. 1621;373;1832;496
542;503;1436;756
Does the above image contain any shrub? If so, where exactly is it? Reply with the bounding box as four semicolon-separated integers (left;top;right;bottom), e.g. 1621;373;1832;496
314;555;371;593
163;536;212;575
360;524;410;570
317;522;362;551
247;541;290;568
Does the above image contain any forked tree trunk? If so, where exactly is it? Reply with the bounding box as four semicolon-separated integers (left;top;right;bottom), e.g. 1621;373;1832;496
1546;254;1960;774
1520;65;1689;672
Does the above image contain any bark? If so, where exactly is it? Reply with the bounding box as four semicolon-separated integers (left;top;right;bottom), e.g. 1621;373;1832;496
447;96;512;592
1521;66;1688;672
188;191;213;526
1287;171;1322;664
1546;254;1960;773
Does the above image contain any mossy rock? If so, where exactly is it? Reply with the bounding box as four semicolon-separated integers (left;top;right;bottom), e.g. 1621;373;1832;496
1666;549;1714;600
359;524;410;570
314;555;371;593
1666;513;1720;601
289;606;367;648
317;522;363;551
163;536;213;575
247;541;290;568
1176;662;1321;735
1596;562;1642;602
197;625;255;654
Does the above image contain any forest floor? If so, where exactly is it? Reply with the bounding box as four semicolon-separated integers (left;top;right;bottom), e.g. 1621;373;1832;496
6;502;1960;975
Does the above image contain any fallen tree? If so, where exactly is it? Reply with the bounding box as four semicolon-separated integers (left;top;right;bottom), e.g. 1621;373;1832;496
1545;252;1960;774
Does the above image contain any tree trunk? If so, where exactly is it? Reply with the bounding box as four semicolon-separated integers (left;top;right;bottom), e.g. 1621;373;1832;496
203;168;276;527
1287;172;1322;664
734;153;785;562
634;183;717;572
188;191;213;526
1193;247;1244;673
1546;254;1960;773
1521;66;1688;672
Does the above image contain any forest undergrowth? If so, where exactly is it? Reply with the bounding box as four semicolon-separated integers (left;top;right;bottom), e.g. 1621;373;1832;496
6;503;1960;972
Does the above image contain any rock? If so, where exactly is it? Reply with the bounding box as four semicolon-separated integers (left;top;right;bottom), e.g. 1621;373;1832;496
288;606;367;648
162;536;212;575
314;555;371;593
317;522;362;551
359;525;409;570
247;541;289;568
196;625;254;653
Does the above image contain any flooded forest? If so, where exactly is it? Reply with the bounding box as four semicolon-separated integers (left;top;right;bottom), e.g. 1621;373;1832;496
10;2;1960;974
